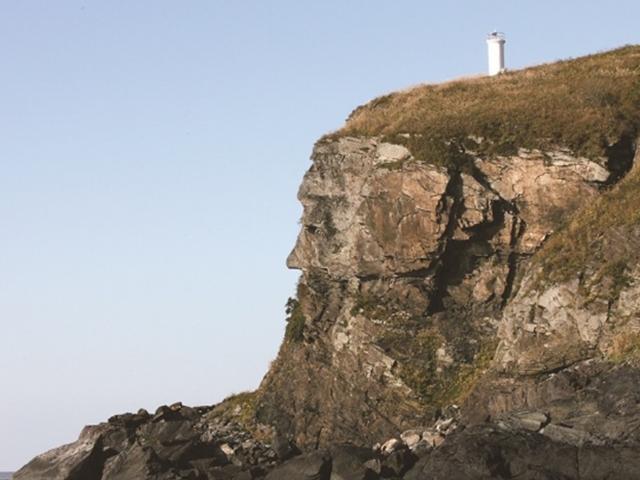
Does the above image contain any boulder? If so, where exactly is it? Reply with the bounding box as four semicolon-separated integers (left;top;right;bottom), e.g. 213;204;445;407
499;411;549;432
329;444;378;480
264;451;332;480
381;448;416;478
380;438;402;455
404;424;640;480
399;430;422;450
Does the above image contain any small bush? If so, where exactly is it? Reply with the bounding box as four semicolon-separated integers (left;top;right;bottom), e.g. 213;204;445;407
378;326;498;408
284;297;306;343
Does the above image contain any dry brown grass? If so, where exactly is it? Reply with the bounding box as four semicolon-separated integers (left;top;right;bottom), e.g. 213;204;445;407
609;331;640;363
333;45;640;169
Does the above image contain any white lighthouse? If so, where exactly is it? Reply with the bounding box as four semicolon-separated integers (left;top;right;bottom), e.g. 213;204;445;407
486;31;506;76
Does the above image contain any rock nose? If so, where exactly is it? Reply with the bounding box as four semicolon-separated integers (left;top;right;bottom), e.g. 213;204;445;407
286;239;303;270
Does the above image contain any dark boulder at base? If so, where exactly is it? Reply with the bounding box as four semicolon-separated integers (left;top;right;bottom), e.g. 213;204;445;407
404;425;640;480
328;444;379;480
13;403;275;480
264;450;332;480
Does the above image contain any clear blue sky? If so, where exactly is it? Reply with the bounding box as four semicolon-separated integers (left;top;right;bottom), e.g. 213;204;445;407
1;0;638;471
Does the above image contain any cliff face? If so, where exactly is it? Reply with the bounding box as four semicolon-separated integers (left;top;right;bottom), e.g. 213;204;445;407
15;46;640;480
255;134;635;448
253;46;640;463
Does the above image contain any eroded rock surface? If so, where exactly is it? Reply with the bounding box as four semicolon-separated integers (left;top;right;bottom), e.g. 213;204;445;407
257;136;624;450
14;402;277;480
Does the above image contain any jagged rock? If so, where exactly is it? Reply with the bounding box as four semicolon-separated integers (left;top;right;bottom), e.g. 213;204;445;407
434;417;455;434
100;444;159;480
404;424;640;480
399;430;422;450
258;124;617;448
381;447;416;478
13;424;115;480
14;401;274;480
499;411;549;432
329;445;378;480
380;438;402;455
421;430;445;449
264;450;332;480
542;424;592;447
363;458;382;476
271;431;299;461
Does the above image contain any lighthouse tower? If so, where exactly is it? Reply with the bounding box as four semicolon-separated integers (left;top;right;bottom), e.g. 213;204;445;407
486;31;506;76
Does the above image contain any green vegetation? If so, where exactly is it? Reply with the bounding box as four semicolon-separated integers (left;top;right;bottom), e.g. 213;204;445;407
355;289;497;408
322;209;338;237
210;391;257;429
378;326;497;409
350;292;388;320
433;339;499;405
534;163;640;296
379;329;441;403
284;297;306;343
334;46;640;169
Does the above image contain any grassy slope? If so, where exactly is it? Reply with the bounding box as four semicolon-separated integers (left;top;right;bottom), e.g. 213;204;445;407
335;46;640;169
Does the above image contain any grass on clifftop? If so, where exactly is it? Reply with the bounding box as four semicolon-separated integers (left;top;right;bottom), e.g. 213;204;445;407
335;46;640;169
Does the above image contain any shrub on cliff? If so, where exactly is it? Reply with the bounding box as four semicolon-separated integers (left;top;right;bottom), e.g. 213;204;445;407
284;297;305;343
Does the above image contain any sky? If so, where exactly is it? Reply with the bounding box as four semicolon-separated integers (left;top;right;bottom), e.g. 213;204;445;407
0;0;639;471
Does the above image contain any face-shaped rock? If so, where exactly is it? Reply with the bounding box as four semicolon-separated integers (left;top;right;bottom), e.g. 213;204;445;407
287;137;451;279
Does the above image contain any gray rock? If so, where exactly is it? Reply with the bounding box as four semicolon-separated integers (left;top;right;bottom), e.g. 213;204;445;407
404;424;639;480
400;430;422;450
14;402;274;480
329;445;377;480
381;448;416;477
380;438;402;455
541;423;591;446
271;431;299;461
14;426;110;480
265;451;332;480
363;458;382;475
502;411;549;432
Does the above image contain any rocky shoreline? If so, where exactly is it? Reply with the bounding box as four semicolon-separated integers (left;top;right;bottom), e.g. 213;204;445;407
14;395;640;479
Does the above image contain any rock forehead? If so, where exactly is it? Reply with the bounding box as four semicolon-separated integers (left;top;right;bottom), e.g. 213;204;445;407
287;137;450;278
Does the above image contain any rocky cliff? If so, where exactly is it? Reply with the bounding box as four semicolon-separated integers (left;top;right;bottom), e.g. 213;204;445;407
15;46;640;479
